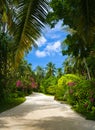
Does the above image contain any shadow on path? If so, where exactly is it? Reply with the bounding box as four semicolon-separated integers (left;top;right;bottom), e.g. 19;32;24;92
0;93;70;118
0;93;95;130
0;116;95;130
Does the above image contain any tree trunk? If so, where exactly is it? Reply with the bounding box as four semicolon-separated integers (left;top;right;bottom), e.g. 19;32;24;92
83;57;91;80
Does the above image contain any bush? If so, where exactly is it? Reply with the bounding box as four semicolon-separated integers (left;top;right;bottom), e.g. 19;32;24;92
55;74;95;120
55;74;80;100
72;80;95;119
47;85;57;95
40;76;57;95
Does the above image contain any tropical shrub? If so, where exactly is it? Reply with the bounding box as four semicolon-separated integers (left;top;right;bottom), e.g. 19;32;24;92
55;74;95;119
15;77;37;96
55;74;80;100
72;79;95;119
47;85;57;95
40;76;57;95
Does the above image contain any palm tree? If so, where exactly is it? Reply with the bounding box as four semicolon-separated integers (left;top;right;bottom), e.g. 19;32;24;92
12;0;49;65
62;57;74;74
62;33;92;79
0;0;49;65
35;66;45;79
56;68;63;78
47;0;95;79
35;66;45;87
46;62;56;77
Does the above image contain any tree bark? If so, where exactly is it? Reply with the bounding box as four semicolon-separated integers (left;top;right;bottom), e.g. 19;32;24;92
83;57;91;80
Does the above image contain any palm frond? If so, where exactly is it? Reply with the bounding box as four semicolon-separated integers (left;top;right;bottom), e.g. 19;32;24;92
12;0;49;65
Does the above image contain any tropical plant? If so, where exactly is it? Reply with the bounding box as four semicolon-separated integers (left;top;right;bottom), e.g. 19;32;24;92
62;33;92;79
0;0;49;65
55;74;81;100
45;62;56;77
47;0;95;79
11;0;49;65
56;68;63;78
0;0;49;101
62;56;75;74
40;76;57;94
35;66;45;89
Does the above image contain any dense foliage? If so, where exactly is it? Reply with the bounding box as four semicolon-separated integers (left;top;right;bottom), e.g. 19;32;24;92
45;1;95;119
0;0;95;121
56;74;95;120
40;76;57;95
47;0;95;79
55;74;80;100
39;72;95;120
0;0;49;110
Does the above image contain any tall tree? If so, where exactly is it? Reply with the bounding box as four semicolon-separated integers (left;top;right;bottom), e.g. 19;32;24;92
62;56;75;74
35;66;45;78
35;66;45;87
61;33;91;78
56;68;63;78
47;0;95;79
0;0;49;65
46;62;56;77
12;0;49;65
0;0;49;99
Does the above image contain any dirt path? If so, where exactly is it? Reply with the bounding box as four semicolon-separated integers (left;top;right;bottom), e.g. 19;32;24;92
0;92;95;130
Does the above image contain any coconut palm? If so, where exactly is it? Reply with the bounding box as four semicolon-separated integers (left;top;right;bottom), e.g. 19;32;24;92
0;0;49;92
56;68;63;78
12;0;49;65
47;0;95;79
46;62;56;77
62;56;74;74
35;66;45;87
0;0;49;65
35;66;45;78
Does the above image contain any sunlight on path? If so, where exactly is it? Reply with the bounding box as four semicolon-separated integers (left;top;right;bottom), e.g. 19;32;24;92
0;92;95;130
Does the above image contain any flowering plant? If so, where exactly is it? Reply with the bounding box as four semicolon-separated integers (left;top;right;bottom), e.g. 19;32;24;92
69;89;74;94
67;81;76;87
16;80;22;87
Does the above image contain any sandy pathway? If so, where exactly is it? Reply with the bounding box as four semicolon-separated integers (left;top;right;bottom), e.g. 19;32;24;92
0;92;95;130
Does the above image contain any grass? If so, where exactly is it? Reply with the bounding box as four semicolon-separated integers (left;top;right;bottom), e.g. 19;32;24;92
0;97;26;113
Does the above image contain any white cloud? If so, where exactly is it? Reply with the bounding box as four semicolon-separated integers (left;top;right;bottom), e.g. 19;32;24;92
53;20;63;30
35;50;47;57
44;20;63;32
36;35;47;47
34;20;65;58
43;20;64;40
45;41;61;52
35;41;61;57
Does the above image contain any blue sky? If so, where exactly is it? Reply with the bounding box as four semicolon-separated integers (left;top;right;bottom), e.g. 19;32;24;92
25;21;68;70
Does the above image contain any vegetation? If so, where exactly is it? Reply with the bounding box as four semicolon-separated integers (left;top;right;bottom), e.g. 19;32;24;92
40;76;57;95
0;0;95;121
36;69;95;120
0;97;26;113
55;74;95;120
47;0;95;79
0;0;49;112
43;0;95;120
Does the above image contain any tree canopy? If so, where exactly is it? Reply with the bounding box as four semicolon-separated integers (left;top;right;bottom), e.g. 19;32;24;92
47;0;95;79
